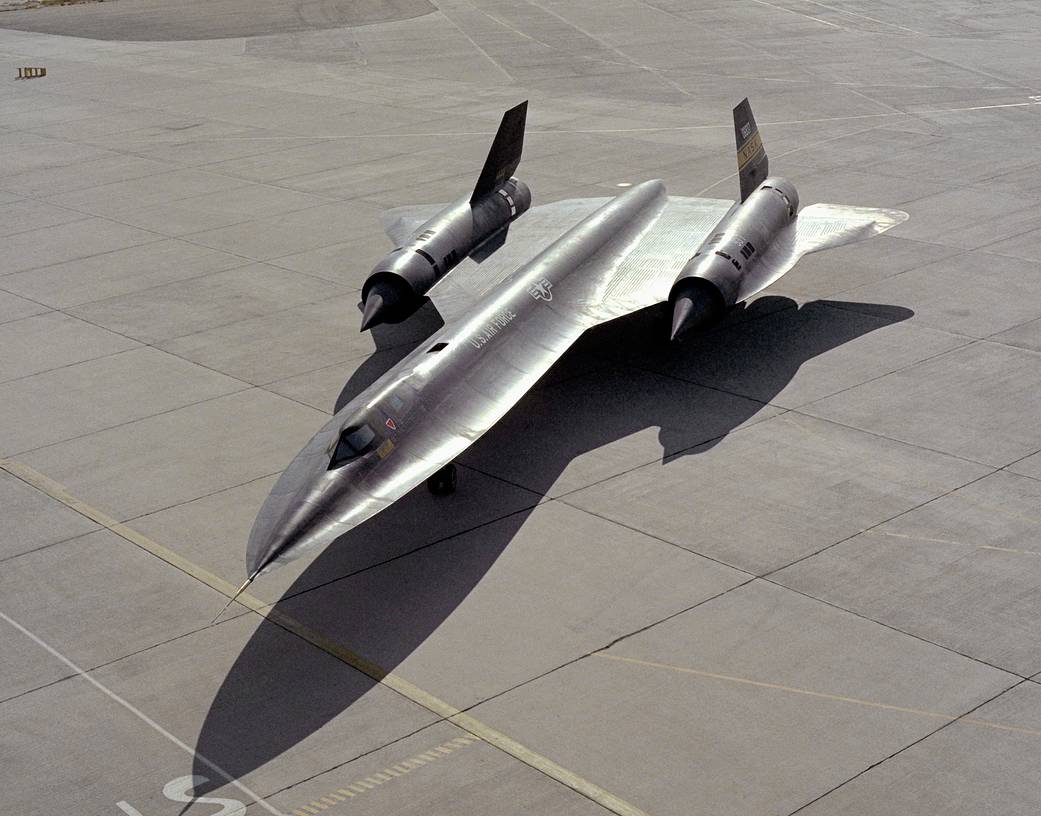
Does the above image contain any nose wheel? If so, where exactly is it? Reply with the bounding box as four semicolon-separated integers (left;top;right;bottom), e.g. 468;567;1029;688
427;463;458;496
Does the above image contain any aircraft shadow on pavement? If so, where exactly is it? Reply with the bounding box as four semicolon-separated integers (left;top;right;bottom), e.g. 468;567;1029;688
189;295;913;799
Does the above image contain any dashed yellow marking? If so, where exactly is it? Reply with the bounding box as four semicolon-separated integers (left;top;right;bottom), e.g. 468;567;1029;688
596;653;1041;737
0;459;651;816
293;735;482;813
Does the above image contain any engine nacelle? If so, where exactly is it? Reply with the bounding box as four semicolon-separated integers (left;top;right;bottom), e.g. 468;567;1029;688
668;176;798;339
360;178;531;329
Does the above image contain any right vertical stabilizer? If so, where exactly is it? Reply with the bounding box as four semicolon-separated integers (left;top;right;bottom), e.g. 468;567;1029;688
734;98;768;202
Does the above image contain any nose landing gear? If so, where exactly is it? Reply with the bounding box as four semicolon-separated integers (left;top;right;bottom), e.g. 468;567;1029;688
427;463;457;495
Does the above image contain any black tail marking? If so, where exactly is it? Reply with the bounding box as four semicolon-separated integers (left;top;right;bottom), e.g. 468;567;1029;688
471;100;527;202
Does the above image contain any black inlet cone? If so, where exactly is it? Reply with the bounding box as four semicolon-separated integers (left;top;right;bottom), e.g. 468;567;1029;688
668;279;724;341
670;296;696;341
359;277;414;331
360;293;386;332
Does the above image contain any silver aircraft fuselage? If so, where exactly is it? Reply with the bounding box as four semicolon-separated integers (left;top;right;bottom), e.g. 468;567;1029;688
242;96;910;585
246;180;668;575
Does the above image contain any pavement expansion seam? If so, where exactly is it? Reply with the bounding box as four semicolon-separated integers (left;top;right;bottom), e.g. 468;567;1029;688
22;295;361;421
787;408;995;470
782;678;1030;816
0;457;654;816
437;575;760;725
563;463;1020;681
0;156;358;283
572;488;1032;681
5;225;386;388
0;230;169;279
2;377;255;460
761;573;1033;681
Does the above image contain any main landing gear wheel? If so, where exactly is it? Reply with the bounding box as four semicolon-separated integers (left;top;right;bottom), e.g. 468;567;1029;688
427;463;457;496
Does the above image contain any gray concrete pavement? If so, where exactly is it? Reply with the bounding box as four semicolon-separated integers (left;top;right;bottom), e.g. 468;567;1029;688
0;0;435;41
795;681;1041;816
2;2;1041;815
471;580;1017;816
774;469;1041;677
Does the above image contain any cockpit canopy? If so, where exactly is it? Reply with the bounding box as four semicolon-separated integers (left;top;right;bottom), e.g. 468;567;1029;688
329;422;377;469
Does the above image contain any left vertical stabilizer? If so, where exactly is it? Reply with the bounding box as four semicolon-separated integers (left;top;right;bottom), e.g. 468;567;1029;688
471;101;527;202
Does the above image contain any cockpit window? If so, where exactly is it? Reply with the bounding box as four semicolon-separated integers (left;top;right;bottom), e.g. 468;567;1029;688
329;423;377;469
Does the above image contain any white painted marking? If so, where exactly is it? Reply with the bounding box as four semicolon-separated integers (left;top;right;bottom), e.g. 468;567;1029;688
616;182;633;187
433;6;514;81
799;0;922;35
9;98;1034;149
164;776;247;816
696;122;889;195
0;610;284;816
523;0;695;99
0;459;651;816
747;0;843;29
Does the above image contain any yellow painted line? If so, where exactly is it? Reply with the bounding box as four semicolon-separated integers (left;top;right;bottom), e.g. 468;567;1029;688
870;530;1041;558
868;529;967;548
979;545;1041;557
596;653;1041;738
0;459;249;600
0;459;651;816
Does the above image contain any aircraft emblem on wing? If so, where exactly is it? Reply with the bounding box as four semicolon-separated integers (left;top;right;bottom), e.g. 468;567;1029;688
527;278;554;302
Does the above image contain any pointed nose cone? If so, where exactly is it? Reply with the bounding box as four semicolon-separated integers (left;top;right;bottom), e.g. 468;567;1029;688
247;492;335;577
668;279;725;341
245;417;346;577
246;506;299;578
360;292;386;332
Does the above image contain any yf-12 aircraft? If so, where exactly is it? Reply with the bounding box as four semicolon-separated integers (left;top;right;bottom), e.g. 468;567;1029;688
222;99;907;605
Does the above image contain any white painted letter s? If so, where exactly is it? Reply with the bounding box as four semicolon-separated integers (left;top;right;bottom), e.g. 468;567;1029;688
163;775;247;816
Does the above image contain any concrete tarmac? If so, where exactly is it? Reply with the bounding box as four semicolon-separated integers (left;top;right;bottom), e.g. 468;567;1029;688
0;0;434;41
2;1;1041;814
